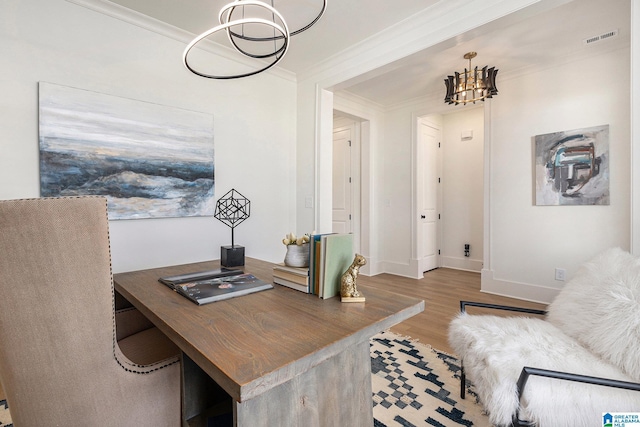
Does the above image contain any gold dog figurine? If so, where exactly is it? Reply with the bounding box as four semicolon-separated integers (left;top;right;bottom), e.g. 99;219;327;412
340;254;367;303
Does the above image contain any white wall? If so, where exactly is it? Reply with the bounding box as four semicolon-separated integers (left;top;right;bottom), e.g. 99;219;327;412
0;0;297;272
378;104;415;274
331;11;630;304
441;107;484;272
296;0;561;237
484;46;630;302
633;0;640;254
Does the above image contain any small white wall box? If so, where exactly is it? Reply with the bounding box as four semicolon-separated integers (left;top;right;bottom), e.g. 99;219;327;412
461;130;473;141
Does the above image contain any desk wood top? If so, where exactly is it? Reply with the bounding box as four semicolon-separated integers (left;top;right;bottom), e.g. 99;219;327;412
114;258;424;402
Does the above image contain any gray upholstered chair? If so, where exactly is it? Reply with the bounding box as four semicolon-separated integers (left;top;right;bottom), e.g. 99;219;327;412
0;196;181;426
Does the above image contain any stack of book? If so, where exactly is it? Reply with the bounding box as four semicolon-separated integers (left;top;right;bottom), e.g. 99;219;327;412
309;233;354;299
273;233;355;298
272;263;310;293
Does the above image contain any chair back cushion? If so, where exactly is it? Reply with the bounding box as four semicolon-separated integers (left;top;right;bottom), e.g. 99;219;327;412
547;247;640;380
0;197;116;420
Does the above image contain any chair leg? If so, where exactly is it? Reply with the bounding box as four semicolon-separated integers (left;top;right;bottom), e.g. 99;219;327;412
460;360;466;399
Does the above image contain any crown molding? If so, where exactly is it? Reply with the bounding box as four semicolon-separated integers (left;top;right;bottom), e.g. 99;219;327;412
298;0;572;87
64;0;297;82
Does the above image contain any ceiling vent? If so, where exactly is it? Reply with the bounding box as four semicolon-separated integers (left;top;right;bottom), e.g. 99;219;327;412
583;29;619;46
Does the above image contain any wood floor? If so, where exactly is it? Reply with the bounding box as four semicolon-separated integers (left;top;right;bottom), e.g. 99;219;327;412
360;267;547;354
0;267;547;404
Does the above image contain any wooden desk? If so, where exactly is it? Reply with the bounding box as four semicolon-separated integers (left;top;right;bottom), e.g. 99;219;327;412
114;258;424;426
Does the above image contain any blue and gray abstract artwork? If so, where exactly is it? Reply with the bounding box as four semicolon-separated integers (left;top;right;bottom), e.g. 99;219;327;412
39;82;214;220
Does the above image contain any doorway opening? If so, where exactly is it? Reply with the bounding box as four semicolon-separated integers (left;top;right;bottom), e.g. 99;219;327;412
414;106;485;278
332;111;362;256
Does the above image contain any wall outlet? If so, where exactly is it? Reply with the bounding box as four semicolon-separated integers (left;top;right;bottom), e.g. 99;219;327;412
555;268;566;281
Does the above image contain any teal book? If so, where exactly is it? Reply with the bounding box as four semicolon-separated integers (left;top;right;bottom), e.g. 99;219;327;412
320;234;354;299
310;233;333;296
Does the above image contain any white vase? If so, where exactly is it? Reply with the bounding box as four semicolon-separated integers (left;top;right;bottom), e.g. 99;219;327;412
284;243;310;268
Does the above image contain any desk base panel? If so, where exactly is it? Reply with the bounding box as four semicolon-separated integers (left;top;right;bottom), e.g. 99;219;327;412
183;340;373;427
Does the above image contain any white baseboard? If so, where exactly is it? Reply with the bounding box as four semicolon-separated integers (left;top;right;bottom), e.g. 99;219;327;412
377;260;422;279
365;257;480;279
481;269;559;305
358;256;379;276
440;256;482;272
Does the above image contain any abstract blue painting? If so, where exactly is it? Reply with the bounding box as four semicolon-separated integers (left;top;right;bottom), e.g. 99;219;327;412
39;82;214;220
534;125;609;206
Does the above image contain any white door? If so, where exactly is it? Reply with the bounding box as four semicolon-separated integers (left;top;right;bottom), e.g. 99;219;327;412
417;120;440;272
332;127;352;234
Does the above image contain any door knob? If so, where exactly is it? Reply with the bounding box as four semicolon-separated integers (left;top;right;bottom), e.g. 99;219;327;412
421;215;426;219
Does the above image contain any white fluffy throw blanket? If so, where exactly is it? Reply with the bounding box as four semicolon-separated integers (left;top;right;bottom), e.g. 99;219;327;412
547;247;640;381
449;248;640;426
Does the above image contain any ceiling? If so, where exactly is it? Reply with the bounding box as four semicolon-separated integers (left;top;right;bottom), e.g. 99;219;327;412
109;0;629;107
109;0;438;73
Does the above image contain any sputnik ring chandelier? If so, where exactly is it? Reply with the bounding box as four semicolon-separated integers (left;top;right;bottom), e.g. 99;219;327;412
183;0;327;80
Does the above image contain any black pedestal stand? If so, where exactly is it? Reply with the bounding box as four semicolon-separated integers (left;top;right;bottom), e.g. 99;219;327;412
221;245;245;267
220;227;245;267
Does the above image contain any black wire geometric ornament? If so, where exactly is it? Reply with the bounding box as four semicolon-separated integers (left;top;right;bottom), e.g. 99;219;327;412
214;188;251;246
214;188;250;266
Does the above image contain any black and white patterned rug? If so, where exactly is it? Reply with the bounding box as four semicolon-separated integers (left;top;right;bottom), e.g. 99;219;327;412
371;330;489;427
0;331;488;427
0;398;10;427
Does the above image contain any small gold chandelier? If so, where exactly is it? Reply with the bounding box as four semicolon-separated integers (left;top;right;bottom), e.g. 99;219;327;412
444;52;498;105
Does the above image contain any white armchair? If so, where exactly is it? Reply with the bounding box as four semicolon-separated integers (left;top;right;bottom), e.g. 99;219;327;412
449;248;640;426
